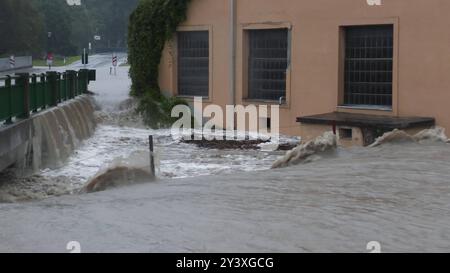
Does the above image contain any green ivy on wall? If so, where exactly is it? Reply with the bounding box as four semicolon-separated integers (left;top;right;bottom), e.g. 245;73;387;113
128;0;191;127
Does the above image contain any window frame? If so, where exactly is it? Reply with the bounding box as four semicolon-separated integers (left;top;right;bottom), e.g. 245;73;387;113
246;28;289;101
337;18;399;116
174;26;213;101
342;24;394;108
241;22;292;107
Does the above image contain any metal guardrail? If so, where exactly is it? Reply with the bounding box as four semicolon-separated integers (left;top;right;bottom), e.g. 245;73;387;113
0;56;32;72
0;69;96;125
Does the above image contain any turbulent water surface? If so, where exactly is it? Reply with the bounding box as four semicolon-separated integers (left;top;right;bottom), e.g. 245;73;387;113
0;54;449;253
0;54;288;201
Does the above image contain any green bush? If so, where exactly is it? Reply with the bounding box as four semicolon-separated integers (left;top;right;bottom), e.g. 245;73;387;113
136;87;189;128
128;0;191;127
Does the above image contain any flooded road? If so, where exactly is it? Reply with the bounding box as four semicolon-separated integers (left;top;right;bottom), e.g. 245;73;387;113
0;141;450;252
0;54;449;252
0;54;289;201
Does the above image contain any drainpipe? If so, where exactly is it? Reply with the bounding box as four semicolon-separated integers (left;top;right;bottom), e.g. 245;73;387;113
229;0;236;106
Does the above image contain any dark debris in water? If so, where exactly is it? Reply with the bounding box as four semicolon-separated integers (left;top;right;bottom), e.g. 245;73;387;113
182;135;297;151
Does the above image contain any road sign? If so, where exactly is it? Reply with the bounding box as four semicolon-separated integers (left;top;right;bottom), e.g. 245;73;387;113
94;35;101;41
112;55;118;67
9;55;15;68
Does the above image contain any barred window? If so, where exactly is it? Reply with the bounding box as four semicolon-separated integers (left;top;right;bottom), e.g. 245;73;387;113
177;31;209;97
248;29;288;101
344;25;393;107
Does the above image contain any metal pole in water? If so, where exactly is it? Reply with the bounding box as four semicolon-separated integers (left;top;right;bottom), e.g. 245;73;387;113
149;135;155;178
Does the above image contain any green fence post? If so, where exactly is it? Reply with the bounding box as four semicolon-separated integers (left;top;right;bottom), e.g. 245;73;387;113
76;71;80;96
17;73;30;119
46;71;58;107
78;69;86;93
57;72;61;102
74;71;79;96
41;73;47;109
85;69;89;93
4;76;12;124
88;69;96;82
61;72;67;101
69;71;77;99
31;74;38;113
56;72;61;104
78;70;83;94
67;70;75;99
84;69;90;92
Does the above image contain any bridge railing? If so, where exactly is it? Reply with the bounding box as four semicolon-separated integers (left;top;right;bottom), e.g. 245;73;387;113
0;69;96;125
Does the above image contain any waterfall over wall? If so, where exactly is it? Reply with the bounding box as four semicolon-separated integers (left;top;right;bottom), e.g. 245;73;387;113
0;96;97;173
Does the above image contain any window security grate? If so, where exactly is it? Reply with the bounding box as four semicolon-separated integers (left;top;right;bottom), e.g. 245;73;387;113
248;29;288;101
177;31;209;97
344;25;393;107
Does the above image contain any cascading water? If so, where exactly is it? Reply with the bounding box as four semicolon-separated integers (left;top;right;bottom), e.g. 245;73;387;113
0;96;97;202
0;54;296;202
28;96;97;171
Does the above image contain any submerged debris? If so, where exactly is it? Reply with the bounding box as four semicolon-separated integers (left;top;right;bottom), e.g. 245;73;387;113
182;134;298;151
272;132;337;169
183;138;269;150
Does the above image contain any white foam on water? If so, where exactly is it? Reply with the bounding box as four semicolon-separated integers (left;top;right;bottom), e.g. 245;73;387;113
2;55;450;252
272;132;337;169
82;151;154;193
370;127;450;147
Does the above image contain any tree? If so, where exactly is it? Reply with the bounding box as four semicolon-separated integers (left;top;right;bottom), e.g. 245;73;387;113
83;0;139;49
127;0;191;127
68;4;95;53
0;0;139;57
33;0;77;55
0;0;44;56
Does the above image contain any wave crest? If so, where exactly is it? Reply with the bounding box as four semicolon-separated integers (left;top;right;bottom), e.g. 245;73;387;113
272;132;337;169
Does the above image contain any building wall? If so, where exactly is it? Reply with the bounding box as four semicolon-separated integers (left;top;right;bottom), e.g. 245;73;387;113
158;0;450;137
158;0;230;111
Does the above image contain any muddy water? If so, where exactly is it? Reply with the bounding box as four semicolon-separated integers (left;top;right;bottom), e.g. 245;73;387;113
0;56;289;202
1;55;450;252
0;141;449;252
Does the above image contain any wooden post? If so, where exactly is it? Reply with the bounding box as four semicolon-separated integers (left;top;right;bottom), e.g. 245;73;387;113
149;135;155;178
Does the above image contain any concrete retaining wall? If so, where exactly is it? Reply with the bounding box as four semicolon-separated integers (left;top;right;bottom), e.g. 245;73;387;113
0;56;32;72
0;95;96;173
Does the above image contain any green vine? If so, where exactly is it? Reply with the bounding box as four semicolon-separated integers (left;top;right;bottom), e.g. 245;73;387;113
128;0;191;127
